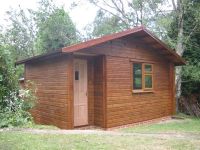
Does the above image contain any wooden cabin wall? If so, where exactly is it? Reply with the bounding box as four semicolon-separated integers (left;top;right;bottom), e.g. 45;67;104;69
105;56;171;128
93;56;105;127
25;55;70;129
87;58;95;125
24;36;176;129
82;39;174;128
81;39;168;63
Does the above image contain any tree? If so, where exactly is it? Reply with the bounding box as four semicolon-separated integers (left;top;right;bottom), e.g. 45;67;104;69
81;0;170;40
34;0;56;27
0;45;37;127
35;8;78;53
0;0;79;127
179;1;200;96
89;10;125;37
168;0;200;111
0;45;17;103
3;0;79;60
88;0;168;28
5;8;36;61
87;0;200;112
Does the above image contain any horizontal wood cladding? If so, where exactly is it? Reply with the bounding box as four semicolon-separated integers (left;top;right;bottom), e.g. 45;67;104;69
24;36;175;129
105;56;171;128
87;58;95;125
26;55;69;129
82;38;173;128
93;56;104;127
81;39;168;63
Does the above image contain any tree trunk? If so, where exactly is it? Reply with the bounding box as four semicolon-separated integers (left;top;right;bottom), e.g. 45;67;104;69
175;0;184;112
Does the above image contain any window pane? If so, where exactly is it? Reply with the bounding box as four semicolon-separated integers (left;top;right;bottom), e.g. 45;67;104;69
75;71;79;80
145;75;152;88
133;64;142;89
145;64;152;73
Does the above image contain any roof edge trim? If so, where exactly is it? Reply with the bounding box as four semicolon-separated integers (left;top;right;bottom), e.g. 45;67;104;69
142;28;186;65
61;26;144;53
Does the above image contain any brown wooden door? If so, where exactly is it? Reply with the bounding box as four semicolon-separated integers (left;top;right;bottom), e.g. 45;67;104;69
74;59;88;126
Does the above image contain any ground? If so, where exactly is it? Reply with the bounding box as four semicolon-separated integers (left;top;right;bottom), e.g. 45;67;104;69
0;114;200;150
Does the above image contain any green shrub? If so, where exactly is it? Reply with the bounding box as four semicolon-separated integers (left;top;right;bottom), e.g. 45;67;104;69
0;46;37;128
0;84;37;128
0;110;32;128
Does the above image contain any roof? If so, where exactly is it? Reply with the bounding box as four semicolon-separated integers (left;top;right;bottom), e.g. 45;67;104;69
16;26;185;66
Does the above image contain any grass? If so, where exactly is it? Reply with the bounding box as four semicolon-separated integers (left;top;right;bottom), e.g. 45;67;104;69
121;114;200;133
21;123;59;130
0;131;200;150
0;114;200;150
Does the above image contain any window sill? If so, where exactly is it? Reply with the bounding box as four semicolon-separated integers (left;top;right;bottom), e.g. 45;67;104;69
132;90;154;94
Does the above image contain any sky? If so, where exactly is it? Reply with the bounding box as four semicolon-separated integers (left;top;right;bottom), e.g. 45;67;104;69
0;0;174;33
0;0;97;31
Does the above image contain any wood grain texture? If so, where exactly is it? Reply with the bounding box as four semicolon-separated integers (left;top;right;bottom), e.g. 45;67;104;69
105;56;171;128
25;36;176;129
169;63;176;115
67;54;74;129
73;55;105;128
25;55;69;129
82;38;174;128
93;56;104;127
87;58;95;125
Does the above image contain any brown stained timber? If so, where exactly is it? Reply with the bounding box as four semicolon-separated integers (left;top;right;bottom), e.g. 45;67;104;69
19;26;184;129
16;26;185;66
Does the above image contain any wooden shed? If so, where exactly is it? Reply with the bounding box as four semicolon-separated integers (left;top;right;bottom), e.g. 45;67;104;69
16;26;185;129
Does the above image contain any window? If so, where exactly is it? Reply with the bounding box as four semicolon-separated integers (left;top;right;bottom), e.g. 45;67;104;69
133;63;153;92
133;64;142;89
75;71;79;80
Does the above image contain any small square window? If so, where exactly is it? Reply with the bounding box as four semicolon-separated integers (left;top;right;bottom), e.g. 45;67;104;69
145;64;152;73
75;71;79;80
145;75;152;88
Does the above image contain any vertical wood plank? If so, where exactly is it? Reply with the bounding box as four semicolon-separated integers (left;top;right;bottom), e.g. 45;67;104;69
102;55;107;128
67;54;74;129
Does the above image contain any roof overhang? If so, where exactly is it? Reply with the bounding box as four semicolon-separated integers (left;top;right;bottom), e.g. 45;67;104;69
16;26;185;66
15;49;63;65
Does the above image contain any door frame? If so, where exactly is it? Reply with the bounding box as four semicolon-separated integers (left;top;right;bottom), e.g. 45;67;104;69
73;58;89;127
68;55;107;129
